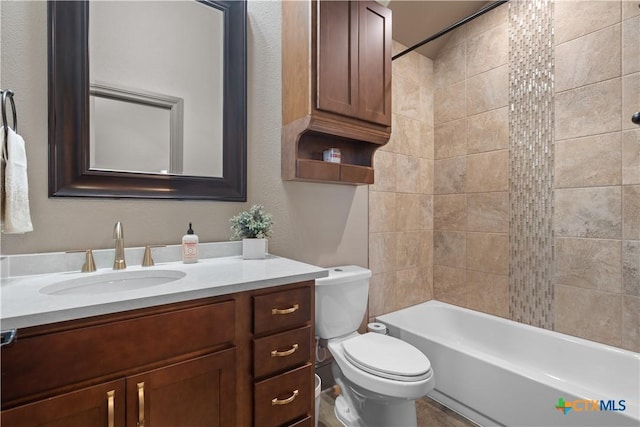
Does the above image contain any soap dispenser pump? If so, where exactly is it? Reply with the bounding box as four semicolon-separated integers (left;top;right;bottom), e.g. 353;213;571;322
182;223;199;264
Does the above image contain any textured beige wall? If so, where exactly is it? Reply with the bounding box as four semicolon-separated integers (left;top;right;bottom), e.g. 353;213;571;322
0;0;369;269
553;0;639;352
432;5;510;318
368;41;434;319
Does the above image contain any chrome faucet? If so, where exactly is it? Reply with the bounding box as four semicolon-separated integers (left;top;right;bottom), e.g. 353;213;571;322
113;221;126;270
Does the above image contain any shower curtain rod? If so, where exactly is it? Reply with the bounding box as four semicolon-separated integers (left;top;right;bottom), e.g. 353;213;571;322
392;0;509;61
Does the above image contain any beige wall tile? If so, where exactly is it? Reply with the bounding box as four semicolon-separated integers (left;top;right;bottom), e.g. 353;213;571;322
623;73;639;131
623;15;640;75
434;42;466;89
434;194;467;231
467;192;509;233
555;133;622;188
623;240;640;296
391;114;423;157
555;285;622;347
396;193;422;232
435;119;467;159
623;129;640;184
371;150;396;193
467;107;509;154
434;231;466;268
466;23;508;78
555;25;621;92
420;84;435;128
420;195;434;231
466;150;509;193
554;237;622;293
369;191;396;233
555;78;621;140
396;155;420;193
419;122;435;160
466;65;508;116
623;0;640;20
433;266;467;307
396;231;427;270
434;156;466;194
466;3;508;39
622;295;640;352
369;272;396;317
555;0;621;45
395;267;432;308
467;232;509;275
419;158;434;195
555;187;622;238
623;185;640;239
392;43;423;84
422;231;434;268
393;74;422;121
421;54;434;90
467;270;509;318
434;81;466;125
369;232;396;274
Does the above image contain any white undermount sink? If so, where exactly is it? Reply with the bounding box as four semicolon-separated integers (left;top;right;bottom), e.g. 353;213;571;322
40;270;186;296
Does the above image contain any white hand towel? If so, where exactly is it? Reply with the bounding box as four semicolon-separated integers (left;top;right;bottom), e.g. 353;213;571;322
1;126;33;233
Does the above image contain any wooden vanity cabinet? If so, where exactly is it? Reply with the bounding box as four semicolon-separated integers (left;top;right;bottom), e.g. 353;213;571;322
1;281;315;427
282;0;392;185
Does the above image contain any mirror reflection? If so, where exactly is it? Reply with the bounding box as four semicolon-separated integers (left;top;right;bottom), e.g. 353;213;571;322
88;1;224;177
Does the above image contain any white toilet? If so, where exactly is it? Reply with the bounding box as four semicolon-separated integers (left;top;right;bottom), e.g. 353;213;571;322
316;266;434;427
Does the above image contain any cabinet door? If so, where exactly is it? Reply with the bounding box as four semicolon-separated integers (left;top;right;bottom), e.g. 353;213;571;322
316;0;359;118
126;349;236;427
357;1;392;126
1;379;126;427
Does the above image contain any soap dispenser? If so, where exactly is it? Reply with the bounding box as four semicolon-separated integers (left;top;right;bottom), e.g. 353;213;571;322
182;223;199;264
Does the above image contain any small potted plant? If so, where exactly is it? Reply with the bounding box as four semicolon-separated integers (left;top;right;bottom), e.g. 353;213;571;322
230;204;274;259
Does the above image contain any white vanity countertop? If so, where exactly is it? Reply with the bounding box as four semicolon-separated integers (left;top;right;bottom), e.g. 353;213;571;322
1;255;328;330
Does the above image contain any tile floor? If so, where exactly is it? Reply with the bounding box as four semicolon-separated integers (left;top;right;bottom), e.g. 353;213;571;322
318;390;477;427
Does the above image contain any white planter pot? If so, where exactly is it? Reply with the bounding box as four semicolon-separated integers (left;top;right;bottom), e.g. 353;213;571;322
242;238;268;259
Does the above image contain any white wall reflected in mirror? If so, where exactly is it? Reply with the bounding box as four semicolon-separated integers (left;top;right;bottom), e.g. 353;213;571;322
89;0;224;177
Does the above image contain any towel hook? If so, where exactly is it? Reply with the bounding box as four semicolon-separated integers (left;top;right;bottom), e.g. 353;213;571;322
1;89;18;140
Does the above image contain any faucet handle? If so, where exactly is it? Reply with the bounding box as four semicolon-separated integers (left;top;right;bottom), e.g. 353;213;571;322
67;249;97;273
142;245;165;267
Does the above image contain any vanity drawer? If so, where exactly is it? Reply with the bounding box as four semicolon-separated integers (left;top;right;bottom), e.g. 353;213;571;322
254;363;313;427
253;286;311;335
253;325;312;379
1;299;235;406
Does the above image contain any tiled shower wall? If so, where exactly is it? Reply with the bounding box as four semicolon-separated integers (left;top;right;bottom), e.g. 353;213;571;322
552;0;639;351
432;6;511;318
429;0;639;351
368;41;434;319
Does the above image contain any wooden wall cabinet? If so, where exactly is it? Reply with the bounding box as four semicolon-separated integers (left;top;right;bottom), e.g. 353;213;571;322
282;0;392;185
1;282;315;427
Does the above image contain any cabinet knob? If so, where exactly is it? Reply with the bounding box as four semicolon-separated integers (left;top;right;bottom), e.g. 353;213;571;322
271;304;299;315
271;389;299;406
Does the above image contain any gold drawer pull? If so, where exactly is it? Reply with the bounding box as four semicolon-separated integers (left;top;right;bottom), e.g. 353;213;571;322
271;343;299;357
107;390;115;427
272;304;299;315
272;389;299;406
137;382;145;427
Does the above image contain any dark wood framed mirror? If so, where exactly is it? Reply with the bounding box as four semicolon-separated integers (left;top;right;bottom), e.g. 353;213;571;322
48;0;246;201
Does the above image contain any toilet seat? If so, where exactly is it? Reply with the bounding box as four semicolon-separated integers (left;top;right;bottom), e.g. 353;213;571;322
341;333;432;382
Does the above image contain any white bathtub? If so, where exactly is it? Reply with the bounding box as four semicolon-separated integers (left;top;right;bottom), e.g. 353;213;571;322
377;300;640;427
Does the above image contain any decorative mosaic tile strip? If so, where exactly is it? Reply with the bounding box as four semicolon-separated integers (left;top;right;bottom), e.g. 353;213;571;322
508;0;555;329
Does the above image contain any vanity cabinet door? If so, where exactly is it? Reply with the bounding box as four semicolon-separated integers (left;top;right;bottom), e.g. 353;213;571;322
126;348;236;427
1;379;126;427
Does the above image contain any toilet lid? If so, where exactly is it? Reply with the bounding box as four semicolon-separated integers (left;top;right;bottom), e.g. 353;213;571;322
342;333;432;382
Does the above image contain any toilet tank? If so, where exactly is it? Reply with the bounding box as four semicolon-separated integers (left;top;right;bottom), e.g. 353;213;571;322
315;266;372;339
